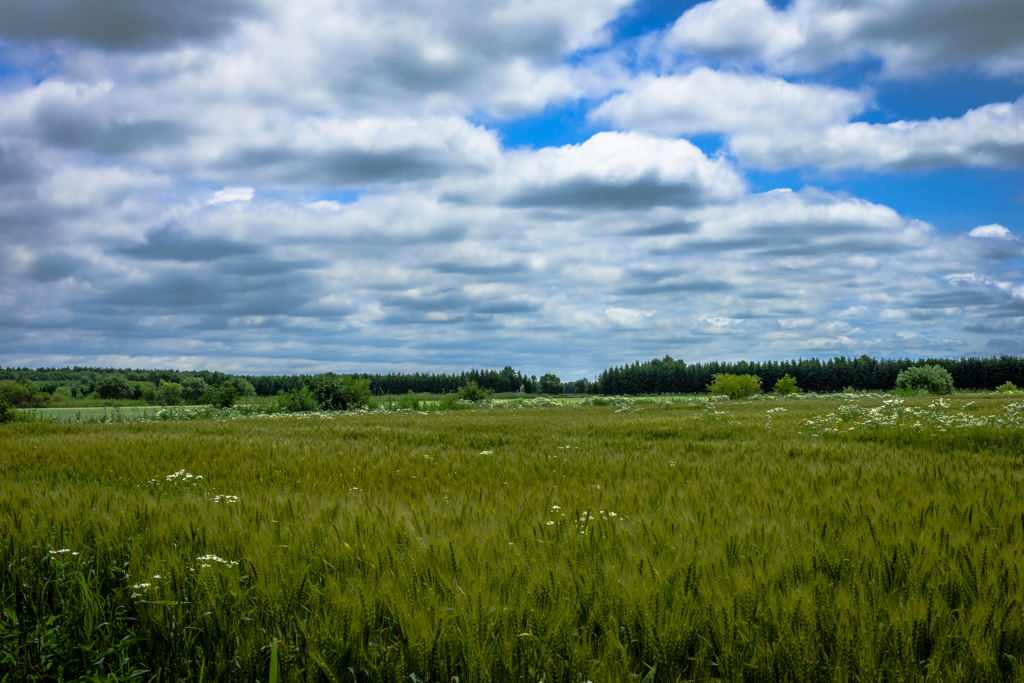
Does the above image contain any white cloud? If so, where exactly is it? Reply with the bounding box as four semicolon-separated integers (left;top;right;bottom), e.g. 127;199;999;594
970;224;1019;240
208;186;254;204
450;131;746;209
729;96;1024;170
667;0;1024;76
605;307;654;327
1;0;1022;374
590;67;867;137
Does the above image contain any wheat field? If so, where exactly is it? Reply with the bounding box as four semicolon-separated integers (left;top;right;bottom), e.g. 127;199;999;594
2;396;1024;682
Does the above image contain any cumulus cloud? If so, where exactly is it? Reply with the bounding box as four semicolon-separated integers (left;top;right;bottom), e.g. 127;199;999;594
667;0;1024;76
592;68;1024;172
969;224;1020;240
1;0;1021;374
208;187;254;204
2;154;1021;372
730;96;1024;170
590;67;867;136
446;131;745;209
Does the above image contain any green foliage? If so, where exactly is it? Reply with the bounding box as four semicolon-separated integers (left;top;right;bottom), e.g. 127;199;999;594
130;380;157;402
773;373;800;395
436;393;474;410
180;376;209;403
156;380;183;405
3;400;1024;680
306;373;372;411
0;379;47;408
223;376;256;398
276;375;371;412
94;373;134;400
707;373;762;400
539;373;562;394
997;381;1019;394
277;386;319;412
0;395;12;423
398;390;421;410
49;386;74;404
203;384;240;408
455;380;493;403
896;364;954;395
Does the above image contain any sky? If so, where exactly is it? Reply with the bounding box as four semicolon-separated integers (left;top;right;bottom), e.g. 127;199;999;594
0;0;1023;380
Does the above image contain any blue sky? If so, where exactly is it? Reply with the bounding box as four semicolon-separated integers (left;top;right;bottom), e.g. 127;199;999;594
0;0;1023;379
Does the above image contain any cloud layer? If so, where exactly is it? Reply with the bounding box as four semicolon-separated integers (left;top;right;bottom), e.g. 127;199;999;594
0;0;1022;376
667;0;1024;76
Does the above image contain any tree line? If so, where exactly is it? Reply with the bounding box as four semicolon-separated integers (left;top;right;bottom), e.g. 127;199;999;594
4;354;1024;399
0;365;539;398
594;354;1024;395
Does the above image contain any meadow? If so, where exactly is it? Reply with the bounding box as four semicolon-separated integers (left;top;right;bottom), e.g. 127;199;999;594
2;395;1024;682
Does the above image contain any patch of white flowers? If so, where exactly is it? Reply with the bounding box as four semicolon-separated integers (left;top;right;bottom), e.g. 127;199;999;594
48;548;79;556
196;554;239;569
212;495;239;504
804;398;1024;436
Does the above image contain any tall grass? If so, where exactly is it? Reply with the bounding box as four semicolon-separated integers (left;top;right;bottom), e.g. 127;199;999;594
2;397;1024;681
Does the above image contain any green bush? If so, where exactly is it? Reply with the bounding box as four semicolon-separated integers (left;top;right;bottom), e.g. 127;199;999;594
398;391;421;410
707;373;762;400
895;364;954;395
456;381;493;403
223;377;256;398
278;374;371;412
50;386;74;404
997;381;1019;394
539;374;562;395
0;375;48;408
304;374;371;411
94;373;134;400
436;393;474;410
180;376;209;403
278;386;319;412
156;380;184;405
773;374;800;395
203;384;240;408
130;381;157;402
0;395;13;423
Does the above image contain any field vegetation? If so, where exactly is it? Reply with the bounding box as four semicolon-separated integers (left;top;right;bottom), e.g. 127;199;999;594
3;393;1024;681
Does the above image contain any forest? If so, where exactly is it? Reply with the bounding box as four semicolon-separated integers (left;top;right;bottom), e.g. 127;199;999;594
3;354;1024;398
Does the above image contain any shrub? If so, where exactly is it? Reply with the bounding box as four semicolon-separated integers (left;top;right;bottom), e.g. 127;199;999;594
278;386;319;412
456;381;493;403
398;391;421;410
306;374;371;411
223;377;256;398
895;365;954;395
203;385;240;408
0;395;13;423
180;376;209;403
131;381;157;402
997;381;1019;394
707;373;762;400
281;374;372;412
436;393;474;410
50;386;73;404
539;374;562;395
0;375;48;408
94;373;134;400
773;374;800;395
157;380;184;405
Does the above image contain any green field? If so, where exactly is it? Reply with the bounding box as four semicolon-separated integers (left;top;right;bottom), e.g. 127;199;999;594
3;396;1024;681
